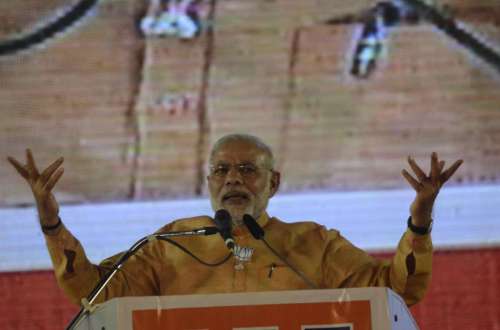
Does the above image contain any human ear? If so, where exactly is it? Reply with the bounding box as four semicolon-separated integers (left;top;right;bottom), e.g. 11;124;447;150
269;170;280;197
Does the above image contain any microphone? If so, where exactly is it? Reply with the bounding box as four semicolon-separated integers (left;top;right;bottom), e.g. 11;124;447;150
242;214;317;289
213;209;235;252
243;214;264;239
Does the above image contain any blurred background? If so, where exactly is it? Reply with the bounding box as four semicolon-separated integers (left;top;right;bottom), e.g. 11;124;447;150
0;0;499;328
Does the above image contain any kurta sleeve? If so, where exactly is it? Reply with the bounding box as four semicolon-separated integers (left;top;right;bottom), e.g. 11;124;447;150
322;228;432;306
44;223;166;305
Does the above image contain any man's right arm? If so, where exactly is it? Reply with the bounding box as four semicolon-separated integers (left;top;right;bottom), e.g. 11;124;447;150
8;150;103;304
43;223;106;305
8;150;162;305
43;219;170;305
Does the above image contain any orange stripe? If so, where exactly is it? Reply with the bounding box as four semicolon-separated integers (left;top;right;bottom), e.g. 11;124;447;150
133;301;371;329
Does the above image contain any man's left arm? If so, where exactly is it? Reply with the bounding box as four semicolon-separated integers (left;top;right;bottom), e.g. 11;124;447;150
397;152;463;304
323;153;462;306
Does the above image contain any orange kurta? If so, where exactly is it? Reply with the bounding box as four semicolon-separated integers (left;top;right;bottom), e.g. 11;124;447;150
44;212;432;306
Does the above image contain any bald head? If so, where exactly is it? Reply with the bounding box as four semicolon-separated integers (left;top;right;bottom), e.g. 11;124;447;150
209;134;275;169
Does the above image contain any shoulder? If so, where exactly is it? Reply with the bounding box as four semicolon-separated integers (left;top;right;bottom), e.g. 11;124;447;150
267;216;341;242
155;215;213;233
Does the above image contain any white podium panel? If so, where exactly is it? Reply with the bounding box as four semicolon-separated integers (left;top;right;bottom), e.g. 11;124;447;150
75;288;419;330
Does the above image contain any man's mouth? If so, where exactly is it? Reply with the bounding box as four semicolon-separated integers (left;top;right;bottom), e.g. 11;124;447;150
222;192;250;204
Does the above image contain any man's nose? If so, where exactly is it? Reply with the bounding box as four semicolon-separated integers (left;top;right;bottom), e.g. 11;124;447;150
224;166;243;185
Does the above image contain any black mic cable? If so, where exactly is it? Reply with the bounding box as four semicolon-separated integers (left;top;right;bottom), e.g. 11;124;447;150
213;209;235;252
243;214;317;289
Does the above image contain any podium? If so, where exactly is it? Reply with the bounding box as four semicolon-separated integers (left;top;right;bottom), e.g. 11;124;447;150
74;288;419;330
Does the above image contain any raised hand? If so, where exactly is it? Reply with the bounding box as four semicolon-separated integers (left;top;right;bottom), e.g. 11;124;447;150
402;152;463;227
7;149;64;227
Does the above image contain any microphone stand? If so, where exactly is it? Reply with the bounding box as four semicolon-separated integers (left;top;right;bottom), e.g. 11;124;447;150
65;227;218;330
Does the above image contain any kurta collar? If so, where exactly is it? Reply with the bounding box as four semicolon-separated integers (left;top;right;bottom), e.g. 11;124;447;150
232;212;270;237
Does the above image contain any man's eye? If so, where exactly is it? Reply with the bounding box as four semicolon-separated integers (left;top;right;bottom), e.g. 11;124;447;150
240;165;257;174
214;167;229;176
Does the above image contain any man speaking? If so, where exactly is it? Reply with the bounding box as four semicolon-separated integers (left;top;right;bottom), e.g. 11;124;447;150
7;134;462;306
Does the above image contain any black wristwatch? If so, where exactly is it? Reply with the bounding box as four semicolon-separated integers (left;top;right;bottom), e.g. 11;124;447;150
41;216;62;233
407;216;432;235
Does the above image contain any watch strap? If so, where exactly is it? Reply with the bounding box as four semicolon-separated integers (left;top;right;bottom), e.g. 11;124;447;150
407;216;432;235
41;216;62;233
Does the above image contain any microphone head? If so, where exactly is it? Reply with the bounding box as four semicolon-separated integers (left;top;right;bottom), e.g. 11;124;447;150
214;209;232;232
243;214;264;240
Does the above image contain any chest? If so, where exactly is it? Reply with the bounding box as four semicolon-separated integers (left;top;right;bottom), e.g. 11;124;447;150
159;238;318;295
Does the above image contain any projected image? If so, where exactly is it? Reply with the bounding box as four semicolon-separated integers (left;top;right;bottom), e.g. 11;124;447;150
1;0;499;205
140;0;204;39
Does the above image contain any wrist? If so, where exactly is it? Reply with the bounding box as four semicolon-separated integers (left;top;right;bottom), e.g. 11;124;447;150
410;214;432;227
41;216;62;233
410;205;432;227
407;216;433;235
38;210;60;226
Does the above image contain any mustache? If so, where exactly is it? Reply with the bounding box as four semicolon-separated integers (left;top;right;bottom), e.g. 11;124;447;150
222;191;250;201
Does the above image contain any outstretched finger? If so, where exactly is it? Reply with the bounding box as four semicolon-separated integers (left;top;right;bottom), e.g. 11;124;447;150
7;157;29;179
402;169;421;191
44;168;64;191
430;152;439;184
441;159;464;183
408;156;426;181
26;149;40;177
40;157;64;181
439;160;445;172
